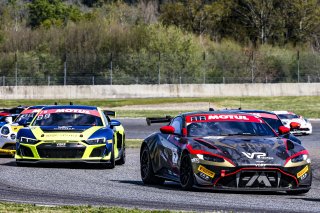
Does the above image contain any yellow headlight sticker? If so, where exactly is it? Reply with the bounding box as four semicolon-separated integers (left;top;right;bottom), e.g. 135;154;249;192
198;165;215;178
297;165;309;178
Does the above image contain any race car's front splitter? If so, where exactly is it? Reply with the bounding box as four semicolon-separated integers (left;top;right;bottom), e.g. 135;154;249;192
193;184;311;192
15;159;113;164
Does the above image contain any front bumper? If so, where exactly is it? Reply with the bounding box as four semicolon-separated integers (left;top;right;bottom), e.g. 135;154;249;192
0;138;16;155
192;161;312;192
15;141;112;162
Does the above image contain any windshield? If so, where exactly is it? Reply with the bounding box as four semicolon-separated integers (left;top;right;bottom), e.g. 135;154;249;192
278;114;299;119
15;112;37;124
33;109;103;126
186;114;276;137
260;117;283;132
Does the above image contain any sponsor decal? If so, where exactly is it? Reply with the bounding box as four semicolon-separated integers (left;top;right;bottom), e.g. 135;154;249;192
39;109;100;117
172;148;178;165
21;109;41;114
45;133;79;138
186;114;262;123
55;126;75;130
242;152;274;160
198;165;215;178
213;140;282;150
297;165;309;179
250;113;278;120
245;172;272;187
191;158;200;163
56;143;66;147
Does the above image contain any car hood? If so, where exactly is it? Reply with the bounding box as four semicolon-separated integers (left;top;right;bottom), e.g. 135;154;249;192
29;126;103;141
189;135;306;167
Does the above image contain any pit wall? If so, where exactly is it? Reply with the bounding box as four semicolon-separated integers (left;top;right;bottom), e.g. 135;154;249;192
0;83;319;99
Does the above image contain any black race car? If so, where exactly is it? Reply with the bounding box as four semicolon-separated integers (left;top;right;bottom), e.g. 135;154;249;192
140;111;312;194
221;109;302;144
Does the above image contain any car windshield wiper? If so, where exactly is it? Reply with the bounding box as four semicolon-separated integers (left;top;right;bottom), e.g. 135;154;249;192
220;132;258;136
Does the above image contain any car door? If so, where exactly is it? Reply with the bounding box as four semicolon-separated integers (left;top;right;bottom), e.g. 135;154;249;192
158;116;184;180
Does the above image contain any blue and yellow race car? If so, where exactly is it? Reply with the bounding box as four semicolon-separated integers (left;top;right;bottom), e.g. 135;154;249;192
15;105;125;168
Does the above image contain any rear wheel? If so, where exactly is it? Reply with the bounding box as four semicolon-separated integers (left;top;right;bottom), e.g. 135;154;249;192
140;145;164;185
180;154;194;190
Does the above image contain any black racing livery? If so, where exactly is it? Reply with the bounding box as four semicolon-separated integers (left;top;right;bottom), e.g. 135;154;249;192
140;111;312;194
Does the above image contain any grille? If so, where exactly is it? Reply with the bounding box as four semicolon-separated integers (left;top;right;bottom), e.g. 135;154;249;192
217;170;296;188
89;147;105;157
19;146;34;157
37;148;85;158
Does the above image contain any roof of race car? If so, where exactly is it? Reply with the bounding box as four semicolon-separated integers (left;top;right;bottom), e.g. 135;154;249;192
222;109;276;115
40;105;98;110
272;110;297;115
27;105;47;109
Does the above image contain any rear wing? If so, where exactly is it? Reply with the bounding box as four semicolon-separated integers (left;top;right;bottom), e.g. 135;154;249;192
104;110;116;117
146;116;172;126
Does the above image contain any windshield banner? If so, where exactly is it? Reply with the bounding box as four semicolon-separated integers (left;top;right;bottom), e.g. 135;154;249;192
185;114;262;123
38;109;100;117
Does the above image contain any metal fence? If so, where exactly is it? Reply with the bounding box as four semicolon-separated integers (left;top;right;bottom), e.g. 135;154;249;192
1;75;320;86
1;52;320;86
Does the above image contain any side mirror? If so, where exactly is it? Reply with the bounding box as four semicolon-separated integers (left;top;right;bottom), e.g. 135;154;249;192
290;122;301;130
278;126;290;135
110;120;121;128
5;116;13;124
160;126;175;134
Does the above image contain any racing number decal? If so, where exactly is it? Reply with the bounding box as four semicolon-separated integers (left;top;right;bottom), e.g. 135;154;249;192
172;149;178;165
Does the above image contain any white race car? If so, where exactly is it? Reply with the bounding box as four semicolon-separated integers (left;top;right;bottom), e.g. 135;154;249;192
0;106;44;155
273;111;312;135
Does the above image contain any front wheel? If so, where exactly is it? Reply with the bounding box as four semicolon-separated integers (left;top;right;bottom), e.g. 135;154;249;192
180;154;194;190
140;145;164;185
105;143;115;169
116;145;126;165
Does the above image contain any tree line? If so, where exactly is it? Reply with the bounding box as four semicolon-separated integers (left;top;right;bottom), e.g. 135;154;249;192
0;0;320;85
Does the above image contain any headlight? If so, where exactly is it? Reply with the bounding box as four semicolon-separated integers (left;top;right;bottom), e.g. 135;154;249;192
1;126;10;135
19;137;38;144
197;154;224;162
85;138;106;145
291;154;309;163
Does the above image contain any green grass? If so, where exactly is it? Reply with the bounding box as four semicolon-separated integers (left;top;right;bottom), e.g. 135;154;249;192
0;202;172;213
126;139;143;148
1;96;320;118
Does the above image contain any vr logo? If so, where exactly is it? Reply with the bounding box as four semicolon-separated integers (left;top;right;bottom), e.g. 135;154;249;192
242;152;266;159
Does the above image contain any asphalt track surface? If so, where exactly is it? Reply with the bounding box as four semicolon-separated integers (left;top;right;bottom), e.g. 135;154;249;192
0;119;319;212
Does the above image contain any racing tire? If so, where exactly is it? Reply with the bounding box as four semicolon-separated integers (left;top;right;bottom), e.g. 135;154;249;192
180;154;194;190
140;145;165;185
116;144;126;165
286;189;310;195
105;143;115;169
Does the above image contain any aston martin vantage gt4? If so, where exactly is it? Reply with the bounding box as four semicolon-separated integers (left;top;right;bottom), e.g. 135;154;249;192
140;112;311;194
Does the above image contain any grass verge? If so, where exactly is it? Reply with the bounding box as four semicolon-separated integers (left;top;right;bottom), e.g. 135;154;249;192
0;202;171;213
1;96;319;118
126;139;143;148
